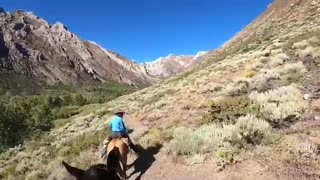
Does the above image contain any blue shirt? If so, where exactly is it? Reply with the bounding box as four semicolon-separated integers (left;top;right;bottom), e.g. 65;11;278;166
109;115;127;134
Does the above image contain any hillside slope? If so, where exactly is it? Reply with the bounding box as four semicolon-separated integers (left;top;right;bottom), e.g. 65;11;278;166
1;0;320;179
0;9;157;87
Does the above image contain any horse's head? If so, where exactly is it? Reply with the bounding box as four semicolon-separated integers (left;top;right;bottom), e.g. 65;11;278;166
62;161;120;180
62;147;121;180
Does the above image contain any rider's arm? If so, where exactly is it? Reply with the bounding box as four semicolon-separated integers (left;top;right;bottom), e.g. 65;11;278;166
117;117;126;133
121;120;127;132
121;121;127;132
108;119;112;128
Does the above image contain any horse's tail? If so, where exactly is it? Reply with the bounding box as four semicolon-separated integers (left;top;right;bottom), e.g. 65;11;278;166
107;146;120;172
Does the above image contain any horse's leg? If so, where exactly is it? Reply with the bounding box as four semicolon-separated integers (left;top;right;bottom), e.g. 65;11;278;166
120;155;127;179
117;163;123;179
124;156;127;179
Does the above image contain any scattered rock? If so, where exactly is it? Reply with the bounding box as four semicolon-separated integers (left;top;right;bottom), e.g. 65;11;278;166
304;93;311;100
215;166;224;172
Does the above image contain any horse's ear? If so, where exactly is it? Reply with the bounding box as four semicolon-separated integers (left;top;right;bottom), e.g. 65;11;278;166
62;161;84;178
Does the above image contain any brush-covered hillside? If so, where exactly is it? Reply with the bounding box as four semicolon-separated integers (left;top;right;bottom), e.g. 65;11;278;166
1;0;320;179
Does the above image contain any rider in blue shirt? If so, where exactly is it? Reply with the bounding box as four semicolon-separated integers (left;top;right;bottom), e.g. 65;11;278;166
101;111;139;157
109;114;127;135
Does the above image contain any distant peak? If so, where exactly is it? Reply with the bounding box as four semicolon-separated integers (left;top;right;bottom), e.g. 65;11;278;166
0;7;6;14
165;53;174;59
52;22;68;31
87;40;98;46
145;53;173;64
151;57;164;64
149;51;207;64
193;51;208;59
87;40;110;52
15;9;28;15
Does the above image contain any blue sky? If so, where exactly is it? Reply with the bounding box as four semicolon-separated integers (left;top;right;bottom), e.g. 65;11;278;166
1;0;273;63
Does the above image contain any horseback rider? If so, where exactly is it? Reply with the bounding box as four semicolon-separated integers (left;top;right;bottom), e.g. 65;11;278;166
101;111;140;157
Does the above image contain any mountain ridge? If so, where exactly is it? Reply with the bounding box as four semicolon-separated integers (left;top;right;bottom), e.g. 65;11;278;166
0;8;208;88
0;9;159;88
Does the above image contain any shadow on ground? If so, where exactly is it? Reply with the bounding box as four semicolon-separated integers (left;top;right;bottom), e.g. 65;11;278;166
127;144;162;180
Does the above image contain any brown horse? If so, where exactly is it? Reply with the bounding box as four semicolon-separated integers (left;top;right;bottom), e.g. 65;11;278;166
105;137;130;179
62;146;121;180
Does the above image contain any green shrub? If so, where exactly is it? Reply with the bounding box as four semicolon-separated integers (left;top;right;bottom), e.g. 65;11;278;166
279;62;307;85
0;103;29;152
282;62;307;75
207;96;260;125
249;70;281;92
215;143;239;168
139;128;173;149
44;95;63;108
52;106;80;119
0;79;138;152
231;114;271;145
168;116;271;171
223;78;250;96
30;104;53;131
61;94;73;106
169;127;201;156
201;115;270;148
292;40;309;49
249;84;307;127
197;124;224;148
270;53;289;66
73;94;87;106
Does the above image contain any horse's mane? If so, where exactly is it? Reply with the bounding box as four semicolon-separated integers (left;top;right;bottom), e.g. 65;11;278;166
107;146;120;172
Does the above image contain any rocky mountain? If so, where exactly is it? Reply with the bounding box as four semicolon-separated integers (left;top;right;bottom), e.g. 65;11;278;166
0;8;158;88
143;51;207;77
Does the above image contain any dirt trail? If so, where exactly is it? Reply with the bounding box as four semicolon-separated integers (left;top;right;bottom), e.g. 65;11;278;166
123;115;279;180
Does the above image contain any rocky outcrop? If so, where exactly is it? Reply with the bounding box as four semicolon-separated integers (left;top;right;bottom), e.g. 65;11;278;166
0;9;157;87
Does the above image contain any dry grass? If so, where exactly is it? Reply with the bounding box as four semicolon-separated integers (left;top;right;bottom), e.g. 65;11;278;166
282;61;307;74
249;70;281;92
223;78;250;96
242;70;257;78
252;134;320;179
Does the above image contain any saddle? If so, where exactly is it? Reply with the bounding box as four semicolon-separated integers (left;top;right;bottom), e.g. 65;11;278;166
120;137;130;147
107;134;130;147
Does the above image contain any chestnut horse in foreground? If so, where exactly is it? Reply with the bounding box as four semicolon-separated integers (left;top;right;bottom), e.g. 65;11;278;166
105;137;131;179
